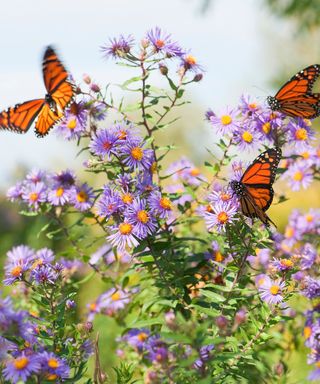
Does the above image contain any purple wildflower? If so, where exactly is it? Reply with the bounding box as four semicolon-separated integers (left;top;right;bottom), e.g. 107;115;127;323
209;107;239;135
126;198;157;239
54;102;87;140
38;351;70;380
108;220;139;251
287;118;315;150
69;183;95;211
52;169;76;187
146;335;168;363
3;352;41;383
302;277;320;299
7;181;24;202
122;328;150;352
284;162;313;191
300;243;317;270
96;186;123;218
121;138;154;171
47;184;70;206
146;27;183;57
22;182;47;209
98;287;131;315
239;94;262;115
30;264;60;285
180;53;203;73
203;201;238;232
148;191;173;219
167;157;205;186
259;277;285;305
89;128;119;159
272;257;294;271
233;126;262;151
101;34;134;59
26;169;47;184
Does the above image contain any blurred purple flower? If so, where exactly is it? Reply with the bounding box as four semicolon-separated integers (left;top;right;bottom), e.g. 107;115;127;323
101;34;134;59
69;183;95;211
89;128;119;159
146;27;183;57
22;182;47;209
3;352;41;383
209;107;239;135
284;162;313;191
259;277;285;305
38;351;70;380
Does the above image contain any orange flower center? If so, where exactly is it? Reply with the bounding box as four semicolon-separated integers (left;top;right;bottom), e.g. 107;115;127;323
304;326;312;339
221;193;231;201
285;226;294;238
56;187;64;197
89;303;97;311
11;265;22;277
185;55;197;65
220;115;232;125
270;285;280;295
119;222;133;235
217;211;228;224
118;130;127;139
293;171;303;181
215;251;224;262
122;193;133;204
77;191;88;203
29;192;39;202
48;358;59;369
155;39;165;48
67;118;77;130
242;131;253;143
137;210;150;224
14;356;29;370
248;102;257;109
262;122;271;134
111;292;121;301
190;168;200;176
160;197;172;211
138;332;148;341
46;374;58;381
295;128;308;141
280;259;293;268
306;214;314;223
301;151;310;159
131;147;143;161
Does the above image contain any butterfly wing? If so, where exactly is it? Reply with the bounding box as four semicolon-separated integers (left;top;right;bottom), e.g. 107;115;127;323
34;46;74;137
276;94;320;119
0;99;44;133
239;191;276;227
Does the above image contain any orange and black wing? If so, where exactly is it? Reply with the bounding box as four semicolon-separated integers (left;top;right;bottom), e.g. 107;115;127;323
277;94;320;119
239;192;276;227
34;46;74;137
275;64;320;101
0;99;44;133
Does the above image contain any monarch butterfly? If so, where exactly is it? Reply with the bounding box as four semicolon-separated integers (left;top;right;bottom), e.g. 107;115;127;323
230;147;282;227
267;64;320;119
0;46;74;137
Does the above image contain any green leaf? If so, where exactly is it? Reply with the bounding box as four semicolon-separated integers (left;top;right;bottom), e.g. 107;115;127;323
200;289;226;302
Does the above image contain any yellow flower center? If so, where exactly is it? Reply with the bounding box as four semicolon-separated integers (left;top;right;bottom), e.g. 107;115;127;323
14;356;29;370
280;259;293;268
11;265;22;277
77;191;88;203
89;303;97;311
295;128;308;141
185;55;197;65
138;332;148;342
137;210;150;224
301;151;310;159
285;226;294;238
262;122;271;134
151;162;157;173
242;131;253;143
131;147;143;161
160;197;172;211
46;374;58;381
155;39;165;48
67;118;77;130
111;292;121;301
122;193;133;204
190;168;200;177
29;192;39;202
220;115;232;125
316;361;320;369
248;102;257;110
118;130;127;140
270;285;280;295
306;214;314;223
317;148;320;158
217;211;228;224
56;187;64;197
48;358;59;369
293;171;303;181
215;251;224;262
119;222;133;235
304;326;312;339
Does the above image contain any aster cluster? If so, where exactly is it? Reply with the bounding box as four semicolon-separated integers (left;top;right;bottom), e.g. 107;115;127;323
101;27;203;77
7;168;95;212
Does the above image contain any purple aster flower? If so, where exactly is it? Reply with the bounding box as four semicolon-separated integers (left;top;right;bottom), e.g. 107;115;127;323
30;264;60;285
89;128;119;159
302;277;320;299
205;109;215;121
26;168;48;184
7;181;24;202
54;102;87;141
4;248;33;285
80;339;94;358
32;248;55;267
194;344;214;370
122;328;150;352
126;198;157;239
233;126;263;151
180;53;203;73
239;94;262;115
148;191;173;219
69;183;95;211
0;336;17;359
115;173;133;190
254;112;281;141
101;34;134;59
209;107;239;135
97;287;131;316
3;352;41;383
7;245;35;264
287;118;315;150
38;351;70;380
230;160;246;182
283;162;313;191
47;184;70;206
96;186;123;218
296;209;320;233
248;248;270;269
300;243;317;270
203;201;238;232
66;299;76;309
107;220;139;251
136;171;157;194
112;121;140;142
52;169;76;187
146;27;183;57
87;101;107;121
167;157;205;186
146;335;168;363
60;258;83;275
272;257;294;271
259;277;285;305
208;186;235;205
121;138;154;171
22;182;47;209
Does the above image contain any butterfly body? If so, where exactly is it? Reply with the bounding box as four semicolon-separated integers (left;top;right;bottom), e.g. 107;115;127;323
230;147;282;226
0;46;74;137
267;64;320;119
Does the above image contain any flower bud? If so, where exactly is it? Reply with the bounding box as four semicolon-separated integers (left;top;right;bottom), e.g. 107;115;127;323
215;315;228;330
90;83;100;93
235;308;247;325
83;73;91;84
141;38;149;49
159;63;168;76
193;73;203;82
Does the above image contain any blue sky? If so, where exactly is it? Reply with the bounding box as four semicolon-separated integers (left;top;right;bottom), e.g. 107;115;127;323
0;0;293;188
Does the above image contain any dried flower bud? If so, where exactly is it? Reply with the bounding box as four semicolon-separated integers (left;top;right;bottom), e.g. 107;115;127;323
90;83;100;93
159;63;168;76
193;73;203;82
83;73;91;84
